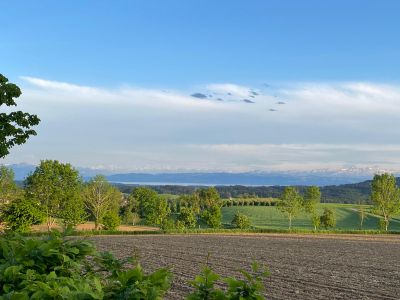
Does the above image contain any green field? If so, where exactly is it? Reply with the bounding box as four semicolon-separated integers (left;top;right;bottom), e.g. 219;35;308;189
222;204;400;231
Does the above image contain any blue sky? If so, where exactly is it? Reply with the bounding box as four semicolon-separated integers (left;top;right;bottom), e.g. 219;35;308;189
2;1;400;172
3;0;400;86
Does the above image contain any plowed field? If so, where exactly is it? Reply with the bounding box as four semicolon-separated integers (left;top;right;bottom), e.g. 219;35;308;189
90;234;400;299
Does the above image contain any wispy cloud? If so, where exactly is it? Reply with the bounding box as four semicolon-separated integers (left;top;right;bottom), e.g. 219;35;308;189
206;83;252;98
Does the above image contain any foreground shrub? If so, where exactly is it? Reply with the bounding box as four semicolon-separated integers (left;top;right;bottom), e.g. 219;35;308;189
231;211;251;229
101;211;121;230
0;231;172;299
0;231;270;299
1;198;44;232
187;262;269;300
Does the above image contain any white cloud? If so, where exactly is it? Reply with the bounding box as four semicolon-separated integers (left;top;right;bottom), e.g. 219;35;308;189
20;76;228;110
3;77;400;172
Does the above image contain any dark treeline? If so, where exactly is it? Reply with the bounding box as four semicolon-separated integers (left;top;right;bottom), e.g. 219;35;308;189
114;180;374;204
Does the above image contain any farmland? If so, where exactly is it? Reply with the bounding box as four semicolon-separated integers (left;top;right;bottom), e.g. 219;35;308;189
91;233;400;299
222;203;400;231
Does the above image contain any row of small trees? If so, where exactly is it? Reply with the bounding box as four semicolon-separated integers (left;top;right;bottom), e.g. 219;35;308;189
277;173;400;231
0;161;123;232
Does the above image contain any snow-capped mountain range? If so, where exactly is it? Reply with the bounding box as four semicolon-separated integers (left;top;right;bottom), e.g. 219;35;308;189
3;163;395;186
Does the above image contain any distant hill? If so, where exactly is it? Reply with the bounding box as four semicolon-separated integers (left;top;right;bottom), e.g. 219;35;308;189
106;171;375;186
4;163;113;181
114;180;373;204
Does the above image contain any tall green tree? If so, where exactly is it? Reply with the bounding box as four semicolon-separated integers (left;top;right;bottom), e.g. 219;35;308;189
82;175;122;230
25;160;85;230
131;187;159;219
146;197;171;227
197;187;222;228
303;186;321;230
178;206;197;228
0;166;21;208
121;194;140;225
130;187;171;227
371;173;400;231
201;204;222;228
278;187;303;229
197;187;220;210
0;74;40;158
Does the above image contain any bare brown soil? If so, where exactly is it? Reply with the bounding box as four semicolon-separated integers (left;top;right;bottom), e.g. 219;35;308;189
90;234;400;299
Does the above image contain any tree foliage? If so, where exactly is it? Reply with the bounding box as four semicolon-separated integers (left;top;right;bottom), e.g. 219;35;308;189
0;232;172;299
0;74;40;158
1;198;44;232
82;175;122;230
371;173;400;231
25;160;85;230
132;187;159;218
131;187;171;227
303;186;320;213
303;186;321;230
319;208;336;229
197;188;222;228
277;187;303;229
231;211;251;229
198;187;220;210
147;197;171;228
178;206;197;228
201;204;222;228
0;166;20;209
102;211;121;230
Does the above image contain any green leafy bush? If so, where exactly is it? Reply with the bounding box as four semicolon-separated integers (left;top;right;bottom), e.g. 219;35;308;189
319;208;336;229
1;198;44;232
0;231;270;299
101;211;121;230
187;262;269;300
231;211;251;229
0;231;172;299
187;266;226;300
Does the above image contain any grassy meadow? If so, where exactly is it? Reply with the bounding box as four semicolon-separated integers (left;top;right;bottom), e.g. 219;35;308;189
222;203;400;231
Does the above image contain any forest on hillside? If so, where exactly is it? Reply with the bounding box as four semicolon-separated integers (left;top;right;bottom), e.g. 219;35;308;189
114;179;377;204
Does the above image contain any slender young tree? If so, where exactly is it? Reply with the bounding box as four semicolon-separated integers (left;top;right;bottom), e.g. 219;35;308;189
303;186;321;230
358;201;367;230
0;166;21;208
0;74;40;158
371;173;400;231
278;187;303;229
82;175;122;230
